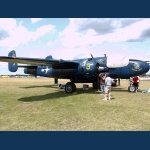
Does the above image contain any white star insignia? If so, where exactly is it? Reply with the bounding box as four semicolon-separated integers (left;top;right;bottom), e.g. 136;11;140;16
41;67;49;74
45;67;49;73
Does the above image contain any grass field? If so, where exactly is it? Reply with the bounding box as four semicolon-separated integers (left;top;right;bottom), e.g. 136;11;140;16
0;78;150;131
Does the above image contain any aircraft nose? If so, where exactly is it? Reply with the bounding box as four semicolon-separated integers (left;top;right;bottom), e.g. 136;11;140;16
147;61;150;69
145;61;150;72
129;59;150;77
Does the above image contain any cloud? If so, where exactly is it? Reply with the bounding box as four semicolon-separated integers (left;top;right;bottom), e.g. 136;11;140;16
0;30;9;40
77;19;116;35
126;38;144;42
0;18;55;49
58;18;150;49
32;25;55;41
139;28;150;41
107;54;130;67
67;18;143;35
51;46;92;60
118;18;143;28
47;39;58;46
31;18;42;24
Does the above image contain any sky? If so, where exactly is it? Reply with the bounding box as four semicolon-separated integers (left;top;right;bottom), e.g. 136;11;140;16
0;18;150;75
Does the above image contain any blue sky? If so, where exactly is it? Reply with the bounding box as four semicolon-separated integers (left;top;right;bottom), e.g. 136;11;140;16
0;18;150;75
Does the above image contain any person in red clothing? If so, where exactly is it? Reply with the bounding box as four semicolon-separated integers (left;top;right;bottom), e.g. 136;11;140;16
132;76;140;92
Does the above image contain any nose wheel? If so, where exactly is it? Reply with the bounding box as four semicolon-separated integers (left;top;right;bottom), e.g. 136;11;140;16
128;85;136;92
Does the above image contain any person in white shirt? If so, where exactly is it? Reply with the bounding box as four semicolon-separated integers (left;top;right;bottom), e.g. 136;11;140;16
103;73;112;100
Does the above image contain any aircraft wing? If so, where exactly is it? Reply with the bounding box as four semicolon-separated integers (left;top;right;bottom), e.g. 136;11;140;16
0;56;79;68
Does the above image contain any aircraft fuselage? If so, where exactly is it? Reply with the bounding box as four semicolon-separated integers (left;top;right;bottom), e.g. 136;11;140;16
24;57;150;82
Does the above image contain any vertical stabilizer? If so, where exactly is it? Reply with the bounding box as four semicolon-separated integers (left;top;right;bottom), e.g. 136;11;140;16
45;55;52;59
8;50;18;72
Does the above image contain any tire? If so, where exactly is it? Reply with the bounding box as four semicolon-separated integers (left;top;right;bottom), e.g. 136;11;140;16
65;82;76;93
128;85;136;92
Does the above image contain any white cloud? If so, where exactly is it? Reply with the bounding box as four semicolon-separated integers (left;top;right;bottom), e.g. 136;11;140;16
107;54;130;67
51;46;94;60
47;39;58;46
31;18;42;24
0;18;55;50
32;25;55;41
58;18;150;49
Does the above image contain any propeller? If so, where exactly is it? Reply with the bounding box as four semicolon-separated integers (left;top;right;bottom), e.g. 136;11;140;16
90;53;100;67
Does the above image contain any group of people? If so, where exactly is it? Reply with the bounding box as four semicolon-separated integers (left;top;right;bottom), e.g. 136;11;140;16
99;73;140;100
99;73;112;101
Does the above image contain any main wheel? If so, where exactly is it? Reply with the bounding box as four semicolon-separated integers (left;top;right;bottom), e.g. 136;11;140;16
128;85;136;92
65;82;76;93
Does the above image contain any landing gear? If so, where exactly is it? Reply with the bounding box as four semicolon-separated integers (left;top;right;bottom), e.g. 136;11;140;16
92;82;99;89
128;85;136;92
65;82;76;93
128;79;136;92
92;77;99;89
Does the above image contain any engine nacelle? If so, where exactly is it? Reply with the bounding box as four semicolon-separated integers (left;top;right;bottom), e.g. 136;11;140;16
24;66;37;76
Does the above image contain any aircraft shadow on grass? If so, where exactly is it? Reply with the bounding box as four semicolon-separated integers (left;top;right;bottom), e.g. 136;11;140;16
20;85;59;89
18;87;97;102
18;86;128;102
111;87;129;92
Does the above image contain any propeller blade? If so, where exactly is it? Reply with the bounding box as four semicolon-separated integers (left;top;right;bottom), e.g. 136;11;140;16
90;53;97;64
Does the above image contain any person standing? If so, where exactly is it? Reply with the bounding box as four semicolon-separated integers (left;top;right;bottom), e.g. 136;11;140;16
132;76;140;92
103;73;112;100
99;73;106;95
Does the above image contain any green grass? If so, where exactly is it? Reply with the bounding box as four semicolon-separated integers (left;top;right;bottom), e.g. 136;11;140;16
0;78;150;130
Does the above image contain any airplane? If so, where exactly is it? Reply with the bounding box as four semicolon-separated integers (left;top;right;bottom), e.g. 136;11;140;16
0;50;149;93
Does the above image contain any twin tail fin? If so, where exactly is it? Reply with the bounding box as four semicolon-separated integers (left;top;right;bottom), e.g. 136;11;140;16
8;50;18;72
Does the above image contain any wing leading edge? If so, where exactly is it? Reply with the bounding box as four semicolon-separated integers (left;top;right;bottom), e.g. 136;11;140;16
0;56;79;68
